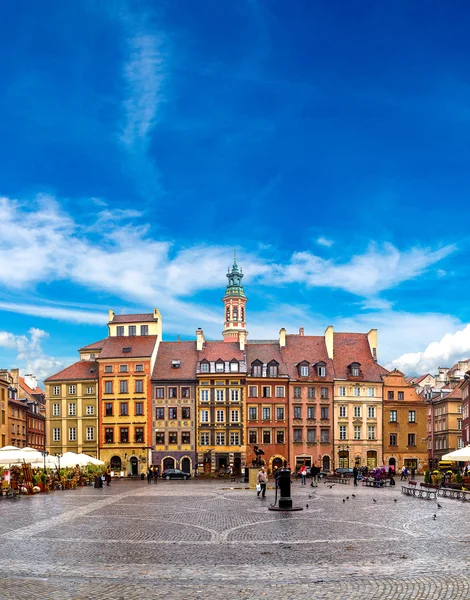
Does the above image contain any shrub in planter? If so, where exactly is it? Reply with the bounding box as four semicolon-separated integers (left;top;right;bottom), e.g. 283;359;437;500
424;470;431;484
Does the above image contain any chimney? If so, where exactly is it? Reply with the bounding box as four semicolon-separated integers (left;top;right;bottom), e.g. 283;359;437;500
367;329;378;362
279;328;286;348
10;368;19;386
24;374;37;390
299;327;304;336
108;309;115;322
177;335;181;342
196;328;205;351
324;325;334;359
153;308;161;321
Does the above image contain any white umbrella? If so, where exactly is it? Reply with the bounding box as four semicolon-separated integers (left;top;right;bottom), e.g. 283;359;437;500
441;446;470;461
0;445;22;451
0;447;28;464
79;454;104;466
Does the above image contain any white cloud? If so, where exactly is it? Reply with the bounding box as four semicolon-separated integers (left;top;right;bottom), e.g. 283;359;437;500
390;323;470;375
316;236;334;248
0;301;106;325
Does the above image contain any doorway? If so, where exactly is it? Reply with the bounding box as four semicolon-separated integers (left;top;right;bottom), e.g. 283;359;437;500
367;451;377;469
388;457;396;472
181;457;191;474
322;456;330;472
163;457;175;470
130;456;138;476
233;457;241;475
217;455;228;470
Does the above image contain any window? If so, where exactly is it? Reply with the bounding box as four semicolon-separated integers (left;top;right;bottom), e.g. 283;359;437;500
216;410;225;423
275;386;285;398
135;380;144;394
321;406;329;420
249;430;257;444
390;410;397;423
68;427;76;442
408;433;416;446
105;365;113;373
105;381;113;394
168;432;177;444
68;403;76;416
181;431;190;444
367;387;375;397
216;432;225;445
168;387;177;398
339;406;347;418
458;437;464;448
199;432;210;446
351;366;360;377
155;407;164;419
135;427;144;443
388;391;394;400
86;405;94;415
84;387;93;395
408;411;416;423
307;429;316;443
390;433;397;446
231;410;239;422
339;425;346;440
262;430;271;444
105;403;113;416
128;326;136;336
156;432;165;444
301;366;309;377
156;387;164;398
248;407;257;420
458;404;462;414
53;428;60;442
252;364;262;377
116;326;124;336
135;402;143;416
249;386;258;397
68;385;76;395
52;403;60;416
53;386;60;395
293;406;302;419
354;387;360;397
119;364;128;373
182;407;190;419
120;428;129;443
354;426;361;440
233;307;238;320
120;402;128;416
230;361;239;372
398;391;404;400
133;364;143;374
317;365;326;377
215;362;224;372
339;386;346;396
86;427;94;441
169;407;177;420
368;406;376;419
308;387;315;399
277;407;285;420
307;406;315;420
140;325;148;336
200;410;209;423
262;407;271;420
216;389;224;402
293;429;302;442
354;406;361;418
200;390;209;402
368;426;375;440
200;362;209;372
120;381;128;394
269;364;278;377
276;430;285;443
181;387;190;398
321;388;328;399
262;386;272;398
458;419;462;430
293;387;301;399
231;389;239;402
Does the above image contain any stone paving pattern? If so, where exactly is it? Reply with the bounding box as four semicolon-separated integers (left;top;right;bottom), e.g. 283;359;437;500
0;478;468;599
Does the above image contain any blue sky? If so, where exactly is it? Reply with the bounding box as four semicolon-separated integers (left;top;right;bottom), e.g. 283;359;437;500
1;0;470;380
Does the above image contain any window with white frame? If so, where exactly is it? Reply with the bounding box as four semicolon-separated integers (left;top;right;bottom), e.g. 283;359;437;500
458;419;462;430
216;389;224;402
262;386;271;398
458;437;463;448
85;405;94;415
53;386;60;395
86;427;94;441
275;386;285;397
368;406;376;418
215;432;225;445
68;385;76;395
408;410;416;423
307;406;315;420
339;425;346;440
69;427;76;441
248;406;257;420
230;431;240;445
458;405;462;414
339;386;346;396
200;410;209;423
105;365;113;373
277;406;285;420
354;426;361;440
351;366;360;376
200;362;209;372
367;387;375;397
354;387;360;396
317;365;326;377
262;406;271;420
200;432;210;446
53;428;60;442
68;403;76;416
119;364;128;373
231;410;239;422
269;364;278;377
301;365;309;377
216;410;225;423
52;403;60;416
200;389;209;402
230;362;239;372
368;426;375;440
389;410;397;422
135;364;144;372
231;389;239;402
86;387;94;394
215;362;224;372
307;429;316;443
339;405;347;418
354;406;361;418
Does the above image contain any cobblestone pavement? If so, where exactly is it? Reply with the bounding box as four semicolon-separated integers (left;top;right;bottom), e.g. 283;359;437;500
0;478;469;599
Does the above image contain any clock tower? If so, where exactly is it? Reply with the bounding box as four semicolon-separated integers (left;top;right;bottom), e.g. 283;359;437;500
222;253;248;344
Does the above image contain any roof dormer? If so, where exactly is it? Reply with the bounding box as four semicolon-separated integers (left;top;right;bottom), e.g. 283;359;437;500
348;362;362;378
297;360;310;378
251;359;263;377
267;360;279;377
314;361;326;377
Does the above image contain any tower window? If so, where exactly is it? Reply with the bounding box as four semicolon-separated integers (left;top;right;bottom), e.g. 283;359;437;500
226;307;230;321
233;307;238;321
241;306;244;321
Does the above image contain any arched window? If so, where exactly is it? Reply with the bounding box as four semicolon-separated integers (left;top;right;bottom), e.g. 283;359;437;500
226;307;230;321
241;306;245;321
233;307;238;321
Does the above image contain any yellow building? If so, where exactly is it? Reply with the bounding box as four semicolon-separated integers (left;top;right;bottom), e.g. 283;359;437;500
332;329;385;470
45;361;99;457
429;383;463;466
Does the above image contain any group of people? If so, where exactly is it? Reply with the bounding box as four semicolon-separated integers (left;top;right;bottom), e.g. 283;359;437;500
94;468;111;489
146;467;160;483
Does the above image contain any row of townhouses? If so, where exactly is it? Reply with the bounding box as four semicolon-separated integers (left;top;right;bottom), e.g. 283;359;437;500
44;259;470;475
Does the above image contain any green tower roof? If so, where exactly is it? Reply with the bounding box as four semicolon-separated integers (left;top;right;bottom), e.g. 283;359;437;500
225;252;245;297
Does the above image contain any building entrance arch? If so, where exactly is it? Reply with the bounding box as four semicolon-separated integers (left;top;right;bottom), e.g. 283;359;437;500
130;456;138;476
163;457;175;470
181;457;191;473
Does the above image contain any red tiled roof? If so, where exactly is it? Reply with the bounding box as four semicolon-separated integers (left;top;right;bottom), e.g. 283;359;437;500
198;341;245;362
444;383;463;400
111;313;155;323
98;336;158;359
281;335;334;381
414;374;431;384
45;361;99;382
79;339;106;351
152;341;198;380
333;333;382;382
246;343;288;375
18;377;44;396
377;364;390;376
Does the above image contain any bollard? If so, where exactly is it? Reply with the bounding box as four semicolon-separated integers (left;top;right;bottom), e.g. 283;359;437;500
269;463;303;512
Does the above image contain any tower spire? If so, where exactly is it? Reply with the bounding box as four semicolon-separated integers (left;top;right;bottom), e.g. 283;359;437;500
222;253;248;343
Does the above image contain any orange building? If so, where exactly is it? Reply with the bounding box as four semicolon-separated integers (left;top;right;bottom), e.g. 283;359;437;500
382;369;428;473
8;398;27;448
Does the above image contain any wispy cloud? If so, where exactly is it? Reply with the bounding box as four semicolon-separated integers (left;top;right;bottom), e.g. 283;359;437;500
316;236;334;248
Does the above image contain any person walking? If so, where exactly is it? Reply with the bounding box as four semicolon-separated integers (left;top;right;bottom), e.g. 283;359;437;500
299;464;307;486
147;468;153;484
154;467;159;484
105;467;111;487
353;465;358;487
257;467;268;498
